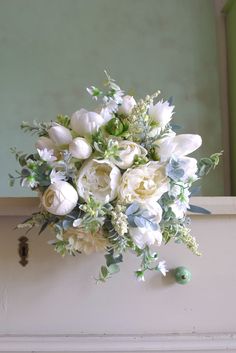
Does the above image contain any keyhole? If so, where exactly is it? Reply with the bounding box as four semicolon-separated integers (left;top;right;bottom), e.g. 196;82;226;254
18;236;29;267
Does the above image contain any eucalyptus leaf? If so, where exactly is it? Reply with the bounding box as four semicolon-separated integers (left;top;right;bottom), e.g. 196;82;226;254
189;204;211;215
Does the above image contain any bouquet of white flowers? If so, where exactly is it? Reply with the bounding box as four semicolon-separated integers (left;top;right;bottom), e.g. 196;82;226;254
9;72;221;282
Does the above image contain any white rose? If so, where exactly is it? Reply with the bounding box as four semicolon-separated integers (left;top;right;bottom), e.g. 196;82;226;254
42;181;78;216
69;137;92;160
35;136;55;151
118;95;136;116
119;162;169;204
77;159;121;204
149;99;175;129
129;227;162;249
48;125;73;146
112;140;147;169
156;134;202;162
71;109;104;136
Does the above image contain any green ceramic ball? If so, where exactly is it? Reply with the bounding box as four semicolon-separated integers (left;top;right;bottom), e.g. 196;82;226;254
106;118;124;136
174;266;192;285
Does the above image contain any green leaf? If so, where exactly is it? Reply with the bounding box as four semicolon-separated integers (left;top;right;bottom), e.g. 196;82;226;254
108;263;120;274
101;266;109;278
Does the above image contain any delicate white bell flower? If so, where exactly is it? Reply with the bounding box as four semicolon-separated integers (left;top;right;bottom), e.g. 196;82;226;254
118;95;136;116
48;125;73;146
42;181;78;216
70;109;104;136
149;99;175;129
157;134;202;162
35;136;55;151
69;137;92;160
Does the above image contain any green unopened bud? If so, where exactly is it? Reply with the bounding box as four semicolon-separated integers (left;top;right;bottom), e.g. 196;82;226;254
106;118;124;136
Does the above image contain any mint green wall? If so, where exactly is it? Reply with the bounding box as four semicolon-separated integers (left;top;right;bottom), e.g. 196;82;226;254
225;0;236;194
0;0;224;196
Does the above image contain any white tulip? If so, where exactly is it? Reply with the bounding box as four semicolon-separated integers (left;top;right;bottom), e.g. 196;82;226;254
42;181;78;216
35;136;55;151
48;125;73;146
157;134;202;162
77;159;121;204
112;140;147;169
69;137;92;159
71;109;104;136
129;226;162;249
118;95;136;116
149;99;175;129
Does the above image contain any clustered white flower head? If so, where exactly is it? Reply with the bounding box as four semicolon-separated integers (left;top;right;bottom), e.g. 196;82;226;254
11;72;217;283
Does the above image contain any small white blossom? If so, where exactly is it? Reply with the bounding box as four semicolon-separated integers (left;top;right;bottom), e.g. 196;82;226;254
37;148;57;163
158;261;168;276
50;169;66;184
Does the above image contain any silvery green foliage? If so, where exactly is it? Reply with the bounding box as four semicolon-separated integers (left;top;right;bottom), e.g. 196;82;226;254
10;72;221;283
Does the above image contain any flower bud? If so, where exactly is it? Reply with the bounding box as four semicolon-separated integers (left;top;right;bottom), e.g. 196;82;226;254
48;125;72;146
118;95;136;116
69;137;92;159
35;136;55;151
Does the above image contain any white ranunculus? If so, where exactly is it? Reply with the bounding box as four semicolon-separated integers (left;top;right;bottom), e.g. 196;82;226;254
69;137;92;160
42;181;78;216
149;99;175;129
119;162;169;204
35;136;55;151
129;226;162;249
112;140;147;169
156;134;202;162
76;159;121;204
71;109;104;136
118;95;136;116
48;125;73;146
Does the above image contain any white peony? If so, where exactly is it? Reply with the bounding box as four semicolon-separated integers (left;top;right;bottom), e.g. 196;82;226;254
112;140;147;169
69;137;92;160
119;162;169;204
76;159;121;204
42;181;78;216
71;109;104;136
156;134;202;162
118;95;136;116
48;125;73;146
35;136;55;151
149;99;175;129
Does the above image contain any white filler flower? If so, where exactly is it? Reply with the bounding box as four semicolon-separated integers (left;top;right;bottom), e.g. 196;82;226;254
42;181;78;216
77;159;121;204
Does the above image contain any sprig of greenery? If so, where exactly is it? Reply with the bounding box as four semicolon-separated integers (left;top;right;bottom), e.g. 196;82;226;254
198;151;223;177
21;120;53;136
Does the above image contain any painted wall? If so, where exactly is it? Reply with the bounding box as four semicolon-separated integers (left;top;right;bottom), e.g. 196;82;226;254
225;0;236;194
0;0;224;196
